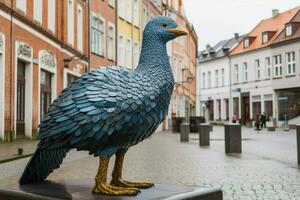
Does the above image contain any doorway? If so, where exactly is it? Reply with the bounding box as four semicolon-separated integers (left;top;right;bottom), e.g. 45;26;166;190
241;93;250;125
16;61;26;137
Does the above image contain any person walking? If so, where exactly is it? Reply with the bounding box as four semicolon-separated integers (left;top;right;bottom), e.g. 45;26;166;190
232;113;239;123
255;114;261;131
260;112;266;129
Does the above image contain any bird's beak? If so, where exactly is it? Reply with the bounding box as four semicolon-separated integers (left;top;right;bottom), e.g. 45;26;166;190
167;26;188;36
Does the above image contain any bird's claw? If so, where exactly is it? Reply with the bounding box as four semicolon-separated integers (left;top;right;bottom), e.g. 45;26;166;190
111;178;155;189
93;182;140;196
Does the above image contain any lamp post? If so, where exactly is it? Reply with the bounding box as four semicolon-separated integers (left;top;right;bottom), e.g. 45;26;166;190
186;74;193;123
178;72;193;142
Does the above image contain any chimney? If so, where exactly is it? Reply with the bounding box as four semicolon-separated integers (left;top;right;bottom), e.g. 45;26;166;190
272;9;279;17
234;33;239;39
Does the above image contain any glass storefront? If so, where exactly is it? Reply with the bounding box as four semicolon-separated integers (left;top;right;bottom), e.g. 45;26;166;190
277;88;300;120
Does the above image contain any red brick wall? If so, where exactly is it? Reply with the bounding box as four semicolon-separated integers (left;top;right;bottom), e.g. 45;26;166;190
90;0;116;69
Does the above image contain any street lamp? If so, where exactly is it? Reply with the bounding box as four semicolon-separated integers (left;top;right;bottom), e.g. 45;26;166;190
186;73;193;124
174;72;194;123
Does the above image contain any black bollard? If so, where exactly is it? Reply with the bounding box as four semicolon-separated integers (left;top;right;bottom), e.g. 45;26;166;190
198;124;210;146
224;123;242;153
180;123;189;142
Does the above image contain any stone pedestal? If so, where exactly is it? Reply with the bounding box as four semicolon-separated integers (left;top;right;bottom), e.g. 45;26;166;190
224;124;242;153
0;179;223;200
180;123;189;142
297;125;300;166
198;124;210;146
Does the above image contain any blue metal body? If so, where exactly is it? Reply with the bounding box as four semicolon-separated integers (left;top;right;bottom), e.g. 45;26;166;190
19;16;179;184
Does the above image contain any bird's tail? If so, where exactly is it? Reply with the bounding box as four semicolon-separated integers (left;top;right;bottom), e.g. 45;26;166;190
19;148;69;184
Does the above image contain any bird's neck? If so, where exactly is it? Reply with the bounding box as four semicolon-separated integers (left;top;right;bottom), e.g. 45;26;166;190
136;35;169;72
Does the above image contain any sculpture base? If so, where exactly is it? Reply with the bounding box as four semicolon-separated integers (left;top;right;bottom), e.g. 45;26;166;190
0;179;222;200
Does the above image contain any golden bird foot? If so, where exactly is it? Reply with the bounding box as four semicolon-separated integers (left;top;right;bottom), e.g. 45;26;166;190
111;179;155;189
92;182;140;196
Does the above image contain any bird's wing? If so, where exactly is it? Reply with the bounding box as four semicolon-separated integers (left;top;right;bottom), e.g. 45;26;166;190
37;66;155;151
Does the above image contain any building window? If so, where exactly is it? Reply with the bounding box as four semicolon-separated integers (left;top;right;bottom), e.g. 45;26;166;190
108;0;115;7
244;38;249;48
126;38;132;67
255;59;261;80
34;0;43;23
215;70;219;87
273;55;282;77
286;24;292;36
202;72;206;89
125;0;132;22
67;73;78;87
40;70;52;120
118;0;125;18
48;0;56;32
133;0;139;26
221;68;225;86
142;7;149;30
277;88;300;120
133;42;139;67
264;94;273;118
107;24;115;60
286;52;295;75
16;0;26;13
118;35;125;66
91;17;105;56
262;33;268;44
68;0;74;46
234;64;239;83
243;62;248;82
77;5;83;52
252;95;261;119
265;57;271;79
208;71;211;88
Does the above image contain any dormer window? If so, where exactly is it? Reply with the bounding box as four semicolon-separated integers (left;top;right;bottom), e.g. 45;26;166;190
244;38;249;48
286;24;292;36
262;33;268;44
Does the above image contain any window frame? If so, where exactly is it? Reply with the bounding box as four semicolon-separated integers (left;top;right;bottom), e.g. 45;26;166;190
273;55;282;78
265;57;271;79
286;24;293;36
243;62;248;82
91;15;105;56
107;23;115;61
234;64;239;83
255;59;261;80
286;52;296;75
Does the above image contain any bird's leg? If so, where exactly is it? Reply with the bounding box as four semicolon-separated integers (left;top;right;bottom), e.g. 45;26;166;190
93;156;140;196
111;153;154;189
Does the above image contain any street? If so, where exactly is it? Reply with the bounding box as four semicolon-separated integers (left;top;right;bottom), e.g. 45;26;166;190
0;127;299;200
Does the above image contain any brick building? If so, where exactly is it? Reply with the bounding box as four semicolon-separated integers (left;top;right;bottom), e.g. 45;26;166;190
162;0;198;129
90;0;116;69
0;0;90;141
0;0;197;141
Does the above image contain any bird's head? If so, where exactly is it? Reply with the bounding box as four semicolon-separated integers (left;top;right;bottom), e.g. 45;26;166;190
143;16;187;43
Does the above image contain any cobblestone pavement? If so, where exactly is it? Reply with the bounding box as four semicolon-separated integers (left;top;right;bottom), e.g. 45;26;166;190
0;139;37;162
0;127;299;200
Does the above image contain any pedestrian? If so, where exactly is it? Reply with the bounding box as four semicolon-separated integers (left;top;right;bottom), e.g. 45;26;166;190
232;113;238;123
260;112;266;129
255;115;261;131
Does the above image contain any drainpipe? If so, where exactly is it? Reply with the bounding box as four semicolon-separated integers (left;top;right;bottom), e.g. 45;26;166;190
87;0;91;72
229;56;233;123
9;0;14;142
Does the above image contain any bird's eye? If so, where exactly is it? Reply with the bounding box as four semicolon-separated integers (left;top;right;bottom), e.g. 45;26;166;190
162;23;168;28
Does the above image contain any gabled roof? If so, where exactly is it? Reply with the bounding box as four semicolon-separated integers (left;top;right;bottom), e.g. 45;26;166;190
198;34;246;63
230;6;300;56
272;11;300;45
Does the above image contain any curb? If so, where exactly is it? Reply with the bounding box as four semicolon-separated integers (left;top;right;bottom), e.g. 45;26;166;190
0;153;33;164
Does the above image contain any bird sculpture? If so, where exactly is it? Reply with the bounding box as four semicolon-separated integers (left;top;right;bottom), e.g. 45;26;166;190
19;16;187;196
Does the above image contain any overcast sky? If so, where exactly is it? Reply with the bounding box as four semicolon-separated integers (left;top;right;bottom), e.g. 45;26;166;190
184;0;300;51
